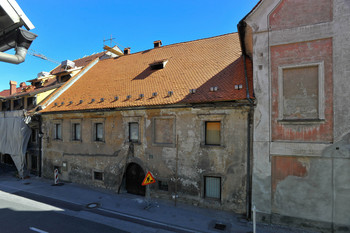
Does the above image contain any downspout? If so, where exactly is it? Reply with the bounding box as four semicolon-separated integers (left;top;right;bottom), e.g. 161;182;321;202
238;20;255;220
0;28;37;64
38;115;42;177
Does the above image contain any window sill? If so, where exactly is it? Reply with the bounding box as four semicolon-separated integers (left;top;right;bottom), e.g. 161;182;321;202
200;144;225;149
277;119;325;125
71;139;82;143
152;143;175;148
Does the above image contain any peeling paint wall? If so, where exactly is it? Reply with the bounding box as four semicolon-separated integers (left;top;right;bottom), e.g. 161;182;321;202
41;105;250;213
245;0;350;231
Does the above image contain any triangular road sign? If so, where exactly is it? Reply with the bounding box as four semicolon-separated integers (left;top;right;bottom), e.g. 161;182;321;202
142;171;156;186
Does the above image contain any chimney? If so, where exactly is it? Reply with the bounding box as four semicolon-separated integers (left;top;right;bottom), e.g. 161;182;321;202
10;81;17;95
153;40;162;48
20;82;26;88
124;47;131;55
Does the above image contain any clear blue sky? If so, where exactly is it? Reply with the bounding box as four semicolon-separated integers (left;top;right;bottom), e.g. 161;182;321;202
0;0;259;91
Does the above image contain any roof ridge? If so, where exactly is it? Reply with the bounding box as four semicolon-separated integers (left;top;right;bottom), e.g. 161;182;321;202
115;32;239;57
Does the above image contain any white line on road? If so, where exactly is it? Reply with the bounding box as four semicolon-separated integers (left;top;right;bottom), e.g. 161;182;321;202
29;227;48;233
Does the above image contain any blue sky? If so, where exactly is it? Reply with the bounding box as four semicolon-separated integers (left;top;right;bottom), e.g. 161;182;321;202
0;0;259;91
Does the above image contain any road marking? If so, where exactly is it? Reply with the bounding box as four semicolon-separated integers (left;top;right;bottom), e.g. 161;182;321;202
29;227;48;233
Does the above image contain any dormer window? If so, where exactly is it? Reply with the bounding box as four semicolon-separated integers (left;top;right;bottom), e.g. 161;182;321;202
149;59;168;70
60;74;72;83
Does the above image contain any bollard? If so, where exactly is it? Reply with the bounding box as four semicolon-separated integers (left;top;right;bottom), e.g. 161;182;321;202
54;168;59;185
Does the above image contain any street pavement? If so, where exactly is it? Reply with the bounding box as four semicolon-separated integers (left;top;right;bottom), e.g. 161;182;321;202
0;165;317;233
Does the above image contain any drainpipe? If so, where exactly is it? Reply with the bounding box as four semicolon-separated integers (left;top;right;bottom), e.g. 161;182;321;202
238;19;255;220
0;28;37;64
38;115;42;177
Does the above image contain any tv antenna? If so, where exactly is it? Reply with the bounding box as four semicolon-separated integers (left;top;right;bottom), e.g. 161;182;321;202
28;49;60;64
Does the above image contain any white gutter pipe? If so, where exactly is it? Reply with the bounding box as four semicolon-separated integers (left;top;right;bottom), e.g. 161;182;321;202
0;46;28;64
0;28;37;64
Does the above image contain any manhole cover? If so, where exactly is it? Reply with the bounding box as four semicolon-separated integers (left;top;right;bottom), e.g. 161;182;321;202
86;203;100;209
23;182;31;185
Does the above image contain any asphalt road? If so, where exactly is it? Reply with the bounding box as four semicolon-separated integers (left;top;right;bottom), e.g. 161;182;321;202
0;190;127;233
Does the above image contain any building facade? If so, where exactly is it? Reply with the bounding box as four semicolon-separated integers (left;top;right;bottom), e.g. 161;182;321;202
240;0;350;231
40;34;255;213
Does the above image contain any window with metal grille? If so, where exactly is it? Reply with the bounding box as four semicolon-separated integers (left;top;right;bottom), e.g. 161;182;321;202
94;123;103;141
204;176;221;199
129;122;139;142
205;121;221;145
72;123;81;141
54;123;62;140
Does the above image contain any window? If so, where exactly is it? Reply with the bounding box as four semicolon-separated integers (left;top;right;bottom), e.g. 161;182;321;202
72;123;81;141
158;180;169;191
54;123;62;140
129;122;139;142
94;123;104;141
93;171;103;181
204;176;221;199
205;121;221;145
278;62;325;121
31;129;37;143
153;118;175;145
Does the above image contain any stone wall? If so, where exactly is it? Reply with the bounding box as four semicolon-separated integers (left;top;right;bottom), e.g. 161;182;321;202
41;105;250;213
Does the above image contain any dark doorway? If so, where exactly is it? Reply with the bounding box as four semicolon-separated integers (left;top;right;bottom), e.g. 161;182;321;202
125;163;145;196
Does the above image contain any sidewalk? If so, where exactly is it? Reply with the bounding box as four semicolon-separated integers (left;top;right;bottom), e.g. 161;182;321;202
0;171;316;233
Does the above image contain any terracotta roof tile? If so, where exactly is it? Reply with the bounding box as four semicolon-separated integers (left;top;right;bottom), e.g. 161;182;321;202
43;33;253;113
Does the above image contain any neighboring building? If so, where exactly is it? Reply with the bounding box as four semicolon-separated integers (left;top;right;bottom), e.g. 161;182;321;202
239;0;350;231
0;50;120;177
40;33;254;213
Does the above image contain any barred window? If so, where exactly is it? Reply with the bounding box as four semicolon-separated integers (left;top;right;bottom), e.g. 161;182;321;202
205;176;221;199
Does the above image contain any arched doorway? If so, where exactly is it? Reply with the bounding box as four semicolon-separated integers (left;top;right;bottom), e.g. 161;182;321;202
125;163;145;196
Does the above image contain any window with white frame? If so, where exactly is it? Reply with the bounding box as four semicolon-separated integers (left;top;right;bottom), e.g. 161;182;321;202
204;176;221;199
278;62;325;121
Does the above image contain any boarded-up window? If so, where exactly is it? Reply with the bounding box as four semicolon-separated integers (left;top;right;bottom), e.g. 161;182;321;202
72;123;81;141
54;123;62;140
129;122;139;142
283;66;318;119
154;118;174;144
95;123;103;141
205;121;221;145
205;176;221;199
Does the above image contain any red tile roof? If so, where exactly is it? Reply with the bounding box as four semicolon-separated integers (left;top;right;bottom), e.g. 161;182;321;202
50;52;106;75
43;33;253;113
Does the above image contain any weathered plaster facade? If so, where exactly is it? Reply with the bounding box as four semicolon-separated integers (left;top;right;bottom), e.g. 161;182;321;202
41;104;250;213
243;0;350;231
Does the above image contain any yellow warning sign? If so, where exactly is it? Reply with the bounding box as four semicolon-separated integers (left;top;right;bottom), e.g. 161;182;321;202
142;171;156;186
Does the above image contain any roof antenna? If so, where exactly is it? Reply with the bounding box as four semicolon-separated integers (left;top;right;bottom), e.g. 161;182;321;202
103;34;115;47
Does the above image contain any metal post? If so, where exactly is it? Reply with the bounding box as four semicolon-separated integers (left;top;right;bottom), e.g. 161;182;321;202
54;168;59;185
253;205;256;233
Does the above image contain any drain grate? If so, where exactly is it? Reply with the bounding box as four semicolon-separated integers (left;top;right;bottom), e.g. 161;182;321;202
214;223;227;231
86;202;100;209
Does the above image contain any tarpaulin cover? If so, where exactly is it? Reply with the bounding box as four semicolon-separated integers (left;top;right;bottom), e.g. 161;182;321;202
0;110;31;177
